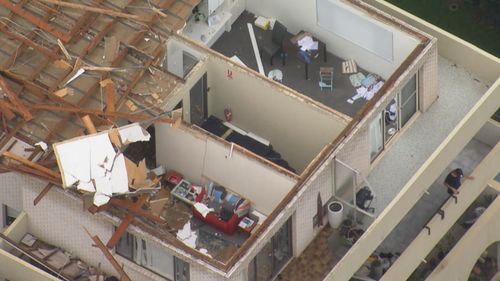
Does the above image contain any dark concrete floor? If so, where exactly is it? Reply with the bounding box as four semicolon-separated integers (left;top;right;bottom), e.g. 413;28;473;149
211;11;374;118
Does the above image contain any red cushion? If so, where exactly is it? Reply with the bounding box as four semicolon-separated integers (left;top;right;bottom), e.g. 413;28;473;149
192;208;240;235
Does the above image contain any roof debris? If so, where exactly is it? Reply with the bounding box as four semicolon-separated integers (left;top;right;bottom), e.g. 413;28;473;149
53;123;151;206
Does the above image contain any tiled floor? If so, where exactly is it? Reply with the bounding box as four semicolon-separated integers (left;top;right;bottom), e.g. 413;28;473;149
278;226;349;281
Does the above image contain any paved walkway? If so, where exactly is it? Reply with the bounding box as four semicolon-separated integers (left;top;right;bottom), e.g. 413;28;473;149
368;56;490;213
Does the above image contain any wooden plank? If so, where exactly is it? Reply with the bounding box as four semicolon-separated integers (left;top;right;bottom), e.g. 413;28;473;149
2;151;61;179
27;103;174;124
33;183;54;205
81;115;97;134
83;228;132;281
0;0;72;42
38;0;146;22
0;99;15;120
106;194;149;249
105;82;116;119
0;76;33;120
109;197;166;224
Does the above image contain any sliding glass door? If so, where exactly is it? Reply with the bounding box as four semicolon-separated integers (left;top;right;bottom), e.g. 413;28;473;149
249;218;292;281
369;112;384;162
370;72;418;162
399;74;418;127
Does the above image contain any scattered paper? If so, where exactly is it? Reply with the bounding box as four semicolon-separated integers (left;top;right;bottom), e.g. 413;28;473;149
298;36;318;52
177;221;197;248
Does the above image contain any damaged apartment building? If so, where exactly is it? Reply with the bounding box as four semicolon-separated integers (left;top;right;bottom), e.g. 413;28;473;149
0;0;499;281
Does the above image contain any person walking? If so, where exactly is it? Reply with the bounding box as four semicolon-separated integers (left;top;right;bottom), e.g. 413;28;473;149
444;168;474;196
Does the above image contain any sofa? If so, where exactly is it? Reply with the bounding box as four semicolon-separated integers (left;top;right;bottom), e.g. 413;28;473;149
192;182;250;235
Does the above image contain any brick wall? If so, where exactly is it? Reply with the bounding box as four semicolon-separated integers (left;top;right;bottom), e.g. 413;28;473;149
294;164;333;255
419;41;439;112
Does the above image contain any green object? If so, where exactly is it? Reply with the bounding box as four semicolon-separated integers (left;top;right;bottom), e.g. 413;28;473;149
384;0;500;57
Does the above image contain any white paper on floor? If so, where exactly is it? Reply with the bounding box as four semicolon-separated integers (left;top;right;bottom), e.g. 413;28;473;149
177;221;197;248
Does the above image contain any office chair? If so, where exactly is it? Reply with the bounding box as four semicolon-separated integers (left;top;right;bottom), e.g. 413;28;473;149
259;21;288;65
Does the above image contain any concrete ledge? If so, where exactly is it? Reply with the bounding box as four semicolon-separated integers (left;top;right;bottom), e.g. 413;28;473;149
380;142;500;280
324;78;499;280
363;0;500;82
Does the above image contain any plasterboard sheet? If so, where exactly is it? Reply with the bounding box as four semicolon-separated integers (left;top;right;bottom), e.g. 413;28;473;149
119;124;151;144
53;123;150;205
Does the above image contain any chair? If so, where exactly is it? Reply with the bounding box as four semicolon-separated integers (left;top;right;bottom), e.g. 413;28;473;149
259;21;288;65
319;67;334;91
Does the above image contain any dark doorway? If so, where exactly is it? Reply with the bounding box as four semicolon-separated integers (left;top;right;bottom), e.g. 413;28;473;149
190;73;208;126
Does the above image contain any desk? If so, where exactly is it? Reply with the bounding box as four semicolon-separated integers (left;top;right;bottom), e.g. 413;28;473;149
171;180;202;206
283;31;327;80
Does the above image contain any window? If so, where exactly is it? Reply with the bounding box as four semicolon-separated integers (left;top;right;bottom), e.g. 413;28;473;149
116;231;189;280
369;112;384;162
399;74;418;127
2;204;20;227
371;72;419;162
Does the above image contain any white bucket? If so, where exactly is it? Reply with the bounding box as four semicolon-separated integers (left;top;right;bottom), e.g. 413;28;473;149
328;201;344;229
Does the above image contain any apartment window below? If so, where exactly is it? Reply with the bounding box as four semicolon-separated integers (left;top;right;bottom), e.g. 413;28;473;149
116;231;189;281
2;204;20;227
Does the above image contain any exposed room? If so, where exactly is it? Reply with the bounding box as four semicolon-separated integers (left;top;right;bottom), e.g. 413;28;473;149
153;121;299;264
181;52;350;175
180;0;422;117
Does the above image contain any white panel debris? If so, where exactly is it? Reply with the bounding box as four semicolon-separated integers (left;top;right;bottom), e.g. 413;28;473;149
34;141;48;151
53;123;151;206
118;125;150;144
177;221;197;248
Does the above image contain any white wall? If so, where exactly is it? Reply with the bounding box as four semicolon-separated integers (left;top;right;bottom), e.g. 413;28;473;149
0;248;60;281
207;57;348;172
294;162;333;255
155;123;297;215
246;0;419;79
167;38;203;78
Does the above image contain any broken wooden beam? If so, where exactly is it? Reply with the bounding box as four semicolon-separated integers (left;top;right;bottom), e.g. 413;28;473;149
103;80;116;119
0;0;72;42
81;115;97;134
2;163;61;185
83;228;132;281
109;197;166;224
106;194;149;249
0;99;15;120
0;76;33;121
2;151;61;179
33;183;53;206
37;0;147;22
27;103;174;124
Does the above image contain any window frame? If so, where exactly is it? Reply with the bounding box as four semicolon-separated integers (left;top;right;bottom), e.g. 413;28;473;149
115;230;188;281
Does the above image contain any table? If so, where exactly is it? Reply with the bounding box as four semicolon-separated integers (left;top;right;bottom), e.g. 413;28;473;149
283;31;327;80
171;180;202;206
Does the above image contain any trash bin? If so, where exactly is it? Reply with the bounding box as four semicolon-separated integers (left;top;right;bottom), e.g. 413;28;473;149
327;201;343;229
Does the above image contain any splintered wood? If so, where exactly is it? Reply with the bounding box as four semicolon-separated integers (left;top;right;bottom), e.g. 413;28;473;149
0;76;33;121
2;151;61;180
84;228;132;281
